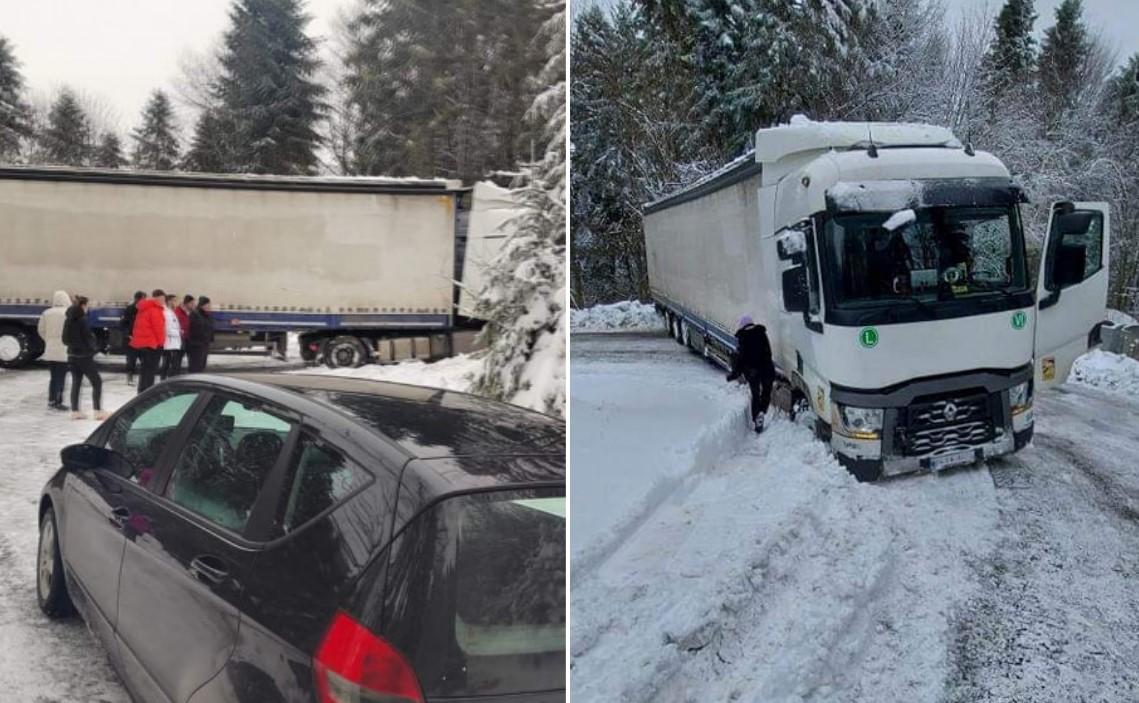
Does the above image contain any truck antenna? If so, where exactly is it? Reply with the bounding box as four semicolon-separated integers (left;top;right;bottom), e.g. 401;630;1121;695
866;123;879;158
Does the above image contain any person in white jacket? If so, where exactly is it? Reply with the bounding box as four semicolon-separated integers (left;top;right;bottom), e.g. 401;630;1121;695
37;290;72;411
159;294;184;380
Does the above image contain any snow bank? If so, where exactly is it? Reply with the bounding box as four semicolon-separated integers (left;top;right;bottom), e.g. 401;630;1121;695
1071;349;1139;397
570;300;662;333
297;353;481;392
1106;308;1138;326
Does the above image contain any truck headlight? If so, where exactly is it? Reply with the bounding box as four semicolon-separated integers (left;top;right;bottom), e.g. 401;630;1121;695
1010;381;1032;415
832;402;883;439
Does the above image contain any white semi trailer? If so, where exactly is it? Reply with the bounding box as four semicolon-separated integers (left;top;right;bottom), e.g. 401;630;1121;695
644;120;1110;481
0;166;506;369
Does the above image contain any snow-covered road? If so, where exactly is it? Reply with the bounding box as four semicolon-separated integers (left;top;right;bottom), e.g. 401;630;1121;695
570;330;1139;702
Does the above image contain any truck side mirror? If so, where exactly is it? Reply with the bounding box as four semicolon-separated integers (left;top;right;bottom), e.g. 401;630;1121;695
782;266;809;313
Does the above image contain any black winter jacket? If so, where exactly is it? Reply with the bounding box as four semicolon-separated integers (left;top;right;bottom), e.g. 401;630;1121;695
63;306;99;359
728;323;775;382
121;301;139;338
187;309;215;348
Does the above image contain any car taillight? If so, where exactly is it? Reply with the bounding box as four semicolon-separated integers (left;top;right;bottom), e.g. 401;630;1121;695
314;611;425;703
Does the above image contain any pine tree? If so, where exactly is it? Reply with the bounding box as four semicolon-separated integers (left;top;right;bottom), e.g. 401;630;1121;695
0;35;30;162
1038;0;1090;113
216;0;326;174
182;108;237;172
979;0;1038;99
344;0;548;179
131;90;180;170
93;132;127;168
471;2;565;416
40;88;92;166
1109;53;1139;124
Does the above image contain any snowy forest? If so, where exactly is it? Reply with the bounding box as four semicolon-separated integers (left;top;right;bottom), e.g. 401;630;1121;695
571;0;1139;316
0;0;567;416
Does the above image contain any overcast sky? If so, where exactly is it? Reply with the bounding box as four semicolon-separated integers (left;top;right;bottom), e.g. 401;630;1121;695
577;0;1139;65
0;0;350;132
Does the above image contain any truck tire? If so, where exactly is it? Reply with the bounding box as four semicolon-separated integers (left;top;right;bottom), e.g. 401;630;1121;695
324;335;369;368
672;316;684;345
0;326;36;369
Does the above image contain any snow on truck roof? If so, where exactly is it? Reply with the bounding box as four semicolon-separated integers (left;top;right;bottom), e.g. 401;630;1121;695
0;164;465;194
644;117;964;214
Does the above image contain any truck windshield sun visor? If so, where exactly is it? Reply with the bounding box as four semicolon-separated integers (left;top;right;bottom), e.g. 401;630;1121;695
825;177;1025;214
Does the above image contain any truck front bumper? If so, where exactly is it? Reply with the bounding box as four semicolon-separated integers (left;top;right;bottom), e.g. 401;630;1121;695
829;365;1034;479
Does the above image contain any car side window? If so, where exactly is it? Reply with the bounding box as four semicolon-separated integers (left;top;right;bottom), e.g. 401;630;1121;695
164;395;293;534
105;391;200;489
275;435;368;535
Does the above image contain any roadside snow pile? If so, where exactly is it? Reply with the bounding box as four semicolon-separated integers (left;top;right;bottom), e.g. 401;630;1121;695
1071;349;1139;397
299;354;481;392
1106;308;1138;326
571;301;661;333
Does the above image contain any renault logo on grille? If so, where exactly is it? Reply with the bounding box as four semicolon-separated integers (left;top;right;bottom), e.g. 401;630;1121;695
943;402;959;422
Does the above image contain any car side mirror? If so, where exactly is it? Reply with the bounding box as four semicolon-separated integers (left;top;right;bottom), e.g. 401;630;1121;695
61;444;134;479
782;266;809;313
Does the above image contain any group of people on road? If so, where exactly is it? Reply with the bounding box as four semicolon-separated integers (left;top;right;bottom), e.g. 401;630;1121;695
121;290;215;392
37;289;215;419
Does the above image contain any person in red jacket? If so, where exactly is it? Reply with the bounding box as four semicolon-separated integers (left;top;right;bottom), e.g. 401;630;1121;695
175;294;194;342
130;289;167;394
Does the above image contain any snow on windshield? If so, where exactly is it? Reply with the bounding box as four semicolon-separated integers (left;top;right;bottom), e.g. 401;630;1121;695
829;180;925;212
882;208;916;231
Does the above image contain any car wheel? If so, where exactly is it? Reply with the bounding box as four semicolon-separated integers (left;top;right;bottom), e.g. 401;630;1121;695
37;507;74;618
324;335;369;368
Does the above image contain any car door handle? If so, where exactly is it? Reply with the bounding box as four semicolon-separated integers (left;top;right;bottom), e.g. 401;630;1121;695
109;506;131;528
189;555;229;585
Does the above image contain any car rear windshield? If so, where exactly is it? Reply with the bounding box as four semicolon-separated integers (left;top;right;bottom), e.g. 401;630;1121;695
380;487;565;698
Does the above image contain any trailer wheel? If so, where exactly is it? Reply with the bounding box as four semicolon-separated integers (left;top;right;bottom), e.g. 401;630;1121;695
0;326;35;369
324;335;369;368
672;316;684;345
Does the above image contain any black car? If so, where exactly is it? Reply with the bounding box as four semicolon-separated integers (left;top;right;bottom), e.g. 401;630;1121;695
36;373;565;703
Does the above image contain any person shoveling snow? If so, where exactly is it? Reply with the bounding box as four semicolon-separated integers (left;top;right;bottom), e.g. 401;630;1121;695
726;315;776;434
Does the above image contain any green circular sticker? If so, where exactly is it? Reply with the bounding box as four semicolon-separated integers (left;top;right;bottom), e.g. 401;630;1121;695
859;327;879;348
1011;310;1027;330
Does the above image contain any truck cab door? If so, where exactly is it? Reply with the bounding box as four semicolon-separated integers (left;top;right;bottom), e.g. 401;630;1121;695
1034;201;1110;389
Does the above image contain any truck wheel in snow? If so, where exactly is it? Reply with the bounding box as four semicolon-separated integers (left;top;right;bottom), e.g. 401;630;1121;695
37;507;74;618
0;326;34;369
672;316;684;345
324;336;369;368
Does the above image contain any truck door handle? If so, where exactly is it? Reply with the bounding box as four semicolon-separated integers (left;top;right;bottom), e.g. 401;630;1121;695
189;555;229;584
109;506;130;528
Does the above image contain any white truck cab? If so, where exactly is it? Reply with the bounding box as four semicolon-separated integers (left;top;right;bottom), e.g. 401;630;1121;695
643;119;1109;480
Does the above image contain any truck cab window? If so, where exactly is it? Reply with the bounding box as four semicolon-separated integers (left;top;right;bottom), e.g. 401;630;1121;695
823;207;1027;308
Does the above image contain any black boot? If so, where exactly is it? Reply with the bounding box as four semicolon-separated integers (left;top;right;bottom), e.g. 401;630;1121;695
126;374;135;386
754;415;765;434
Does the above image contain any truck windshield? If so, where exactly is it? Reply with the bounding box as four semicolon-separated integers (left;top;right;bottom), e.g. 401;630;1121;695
822;206;1028;308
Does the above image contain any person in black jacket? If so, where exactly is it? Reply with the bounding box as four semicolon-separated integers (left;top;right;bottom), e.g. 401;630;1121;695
121;290;145;386
64;296;106;420
726;315;776;434
186;296;215;373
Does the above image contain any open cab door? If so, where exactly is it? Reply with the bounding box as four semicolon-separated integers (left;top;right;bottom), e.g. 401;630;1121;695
1034;201;1110;390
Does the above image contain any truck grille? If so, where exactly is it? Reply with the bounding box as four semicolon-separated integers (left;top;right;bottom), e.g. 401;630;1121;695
898;392;995;456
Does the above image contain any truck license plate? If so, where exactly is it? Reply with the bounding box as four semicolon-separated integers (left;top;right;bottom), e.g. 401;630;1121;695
928;450;974;472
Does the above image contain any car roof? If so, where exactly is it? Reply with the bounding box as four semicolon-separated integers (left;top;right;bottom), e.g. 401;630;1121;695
165;373;565;492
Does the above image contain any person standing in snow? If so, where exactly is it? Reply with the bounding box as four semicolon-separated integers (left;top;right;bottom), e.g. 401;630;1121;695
726;315;776;434
63;296;107;420
159;294;184;379
37;290;72;411
121;290;145;386
130;289;167;393
175;294;195;346
187;296;215;373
